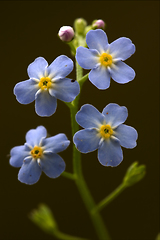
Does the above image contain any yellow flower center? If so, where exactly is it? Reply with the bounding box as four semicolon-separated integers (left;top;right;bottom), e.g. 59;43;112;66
39;77;52;90
99;124;113;139
31;146;43;159
99;53;112;67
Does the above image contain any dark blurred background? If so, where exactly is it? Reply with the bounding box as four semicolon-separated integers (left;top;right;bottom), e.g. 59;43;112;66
1;1;159;240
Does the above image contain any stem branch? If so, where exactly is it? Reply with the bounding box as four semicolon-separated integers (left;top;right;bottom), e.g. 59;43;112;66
93;183;126;213
53;229;88;240
61;171;76;180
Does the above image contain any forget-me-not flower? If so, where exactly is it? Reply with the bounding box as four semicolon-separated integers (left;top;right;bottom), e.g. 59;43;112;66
14;56;80;116
76;29;135;89
73;104;138;167
9;126;70;184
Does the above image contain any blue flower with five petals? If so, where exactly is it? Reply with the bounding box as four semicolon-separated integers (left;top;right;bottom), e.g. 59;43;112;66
76;29;136;89
73;104;138;167
9;126;70;184
14;56;80;116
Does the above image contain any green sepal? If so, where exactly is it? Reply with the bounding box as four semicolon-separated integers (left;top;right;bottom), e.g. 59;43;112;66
29;204;58;235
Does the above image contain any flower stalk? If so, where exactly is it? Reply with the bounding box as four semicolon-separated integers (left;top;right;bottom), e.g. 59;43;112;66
69;61;111;240
29;204;87;240
92;183;126;214
61;171;76;180
92;161;146;213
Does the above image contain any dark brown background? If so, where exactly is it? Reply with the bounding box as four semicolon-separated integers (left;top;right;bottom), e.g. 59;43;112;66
1;1;159;240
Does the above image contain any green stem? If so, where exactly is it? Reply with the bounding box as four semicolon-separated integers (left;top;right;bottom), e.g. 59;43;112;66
61;171;76;180
69;61;111;240
93;183;127;214
78;73;89;88
67;41;76;55
53;229;88;240
76;61;83;85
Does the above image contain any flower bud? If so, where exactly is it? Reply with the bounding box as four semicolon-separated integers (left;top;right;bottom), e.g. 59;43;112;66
58;26;74;42
29;204;58;234
92;19;106;29
123;162;146;187
74;18;87;35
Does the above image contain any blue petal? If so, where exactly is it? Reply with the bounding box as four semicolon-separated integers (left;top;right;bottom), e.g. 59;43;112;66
110;61;135;84
47;55;73;79
98;137;123;167
42;134;70;153
9;145;30;167
27;57;48;79
86;29;109;53
49;78;80;102
102;103;128;128
73;129;100;153
114;124;138;148
109;37;135;61
18;158;42;185
39;153;65;178
76;104;105;128
14;79;39;104
25;126;47;147
35;90;57;117
76;47;99;69
89;65;111;89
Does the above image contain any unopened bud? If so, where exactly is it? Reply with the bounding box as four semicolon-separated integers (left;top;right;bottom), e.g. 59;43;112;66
123;162;146;187
92;19;106;29
74;18;87;35
58;26;74;42
29;204;58;234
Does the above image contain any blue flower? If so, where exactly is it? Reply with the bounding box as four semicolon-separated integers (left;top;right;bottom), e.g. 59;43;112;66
76;29;135;89
73;104;138;167
9;126;70;184
14;56;80;116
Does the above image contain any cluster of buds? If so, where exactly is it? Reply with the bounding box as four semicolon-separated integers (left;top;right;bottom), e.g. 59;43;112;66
58;18;106;43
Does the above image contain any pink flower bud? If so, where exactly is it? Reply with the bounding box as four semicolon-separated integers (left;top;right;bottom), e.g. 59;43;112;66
58;26;74;42
92;19;105;29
